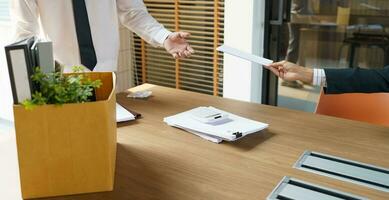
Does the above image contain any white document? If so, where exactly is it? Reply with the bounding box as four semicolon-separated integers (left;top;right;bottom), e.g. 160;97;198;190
165;123;223;143
164;106;268;143
217;45;273;66
116;103;135;122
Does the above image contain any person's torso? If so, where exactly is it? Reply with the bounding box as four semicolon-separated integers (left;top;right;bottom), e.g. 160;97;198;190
36;0;120;72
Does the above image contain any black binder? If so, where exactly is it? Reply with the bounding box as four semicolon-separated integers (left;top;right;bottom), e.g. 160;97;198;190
5;37;36;104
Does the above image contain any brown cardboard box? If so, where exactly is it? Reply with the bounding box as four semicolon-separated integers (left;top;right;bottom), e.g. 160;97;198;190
13;72;117;199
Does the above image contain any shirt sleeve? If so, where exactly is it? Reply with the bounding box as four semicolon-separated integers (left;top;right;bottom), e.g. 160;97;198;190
116;0;172;47
313;68;327;87
10;0;40;41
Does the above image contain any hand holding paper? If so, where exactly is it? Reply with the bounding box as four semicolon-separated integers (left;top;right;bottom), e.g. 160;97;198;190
264;61;314;84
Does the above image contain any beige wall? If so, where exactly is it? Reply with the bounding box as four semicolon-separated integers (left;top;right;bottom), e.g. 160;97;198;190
0;22;13;121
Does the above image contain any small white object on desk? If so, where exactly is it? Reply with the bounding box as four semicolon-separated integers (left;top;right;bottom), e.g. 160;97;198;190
217;45;273;66
116;103;135;122
127;90;152;99
164;106;269;143
190;106;229;124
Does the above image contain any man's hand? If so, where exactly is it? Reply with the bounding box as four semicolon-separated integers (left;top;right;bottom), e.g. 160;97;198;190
164;31;194;59
264;61;314;84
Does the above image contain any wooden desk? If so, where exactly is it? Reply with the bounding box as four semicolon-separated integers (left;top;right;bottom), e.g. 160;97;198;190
44;84;389;200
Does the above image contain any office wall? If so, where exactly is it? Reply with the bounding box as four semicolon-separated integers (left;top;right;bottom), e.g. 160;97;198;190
223;0;265;103
0;22;13;121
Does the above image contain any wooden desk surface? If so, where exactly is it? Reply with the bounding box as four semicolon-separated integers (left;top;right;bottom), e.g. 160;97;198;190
45;84;389;200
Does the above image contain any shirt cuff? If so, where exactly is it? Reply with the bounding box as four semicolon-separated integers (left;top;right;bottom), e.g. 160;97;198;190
313;68;327;87
154;28;172;47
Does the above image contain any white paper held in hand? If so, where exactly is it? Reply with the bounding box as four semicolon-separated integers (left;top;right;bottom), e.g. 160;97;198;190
217;45;273;66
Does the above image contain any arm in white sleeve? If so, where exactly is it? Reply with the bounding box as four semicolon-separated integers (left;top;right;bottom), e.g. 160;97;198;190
116;0;171;47
313;68;327;87
10;0;40;41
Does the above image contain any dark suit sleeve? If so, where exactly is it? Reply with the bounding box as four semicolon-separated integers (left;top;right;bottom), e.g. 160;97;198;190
323;66;389;94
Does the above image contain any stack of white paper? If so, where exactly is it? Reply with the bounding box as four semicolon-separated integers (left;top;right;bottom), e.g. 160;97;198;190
164;107;269;143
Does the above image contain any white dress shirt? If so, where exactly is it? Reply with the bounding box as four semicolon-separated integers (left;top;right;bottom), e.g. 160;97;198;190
11;0;171;72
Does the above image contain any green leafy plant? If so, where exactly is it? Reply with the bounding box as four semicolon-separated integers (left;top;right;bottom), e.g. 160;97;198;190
22;67;102;110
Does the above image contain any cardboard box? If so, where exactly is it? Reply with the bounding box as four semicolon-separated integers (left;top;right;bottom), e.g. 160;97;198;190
13;72;117;199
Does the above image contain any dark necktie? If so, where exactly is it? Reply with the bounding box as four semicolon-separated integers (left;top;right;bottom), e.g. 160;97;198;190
72;0;97;71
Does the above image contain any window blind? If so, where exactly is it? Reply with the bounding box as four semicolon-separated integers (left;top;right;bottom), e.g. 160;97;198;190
132;0;224;96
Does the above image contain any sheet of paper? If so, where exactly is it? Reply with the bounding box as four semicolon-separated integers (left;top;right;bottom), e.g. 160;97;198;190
217;45;273;65
165;122;222;143
116;103;135;122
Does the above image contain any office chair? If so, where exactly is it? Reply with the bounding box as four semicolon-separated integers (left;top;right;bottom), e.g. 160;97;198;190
315;91;389;127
